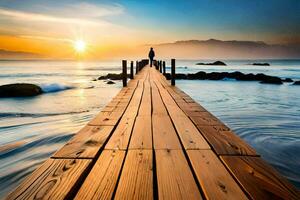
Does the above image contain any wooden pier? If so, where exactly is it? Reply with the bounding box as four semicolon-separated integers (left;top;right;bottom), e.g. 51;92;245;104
7;60;300;199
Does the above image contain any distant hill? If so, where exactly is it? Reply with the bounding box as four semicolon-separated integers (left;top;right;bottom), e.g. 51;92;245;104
0;49;42;60
145;39;300;59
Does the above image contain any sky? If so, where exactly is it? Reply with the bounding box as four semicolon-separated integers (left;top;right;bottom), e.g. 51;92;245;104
0;0;299;59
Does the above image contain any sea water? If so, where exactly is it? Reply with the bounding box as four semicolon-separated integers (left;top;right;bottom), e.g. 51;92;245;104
0;59;299;197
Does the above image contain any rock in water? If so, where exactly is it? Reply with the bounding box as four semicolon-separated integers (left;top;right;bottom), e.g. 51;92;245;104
260;77;283;84
0;83;43;97
196;61;227;66
252;63;270;66
283;78;293;82
293;81;300;85
106;81;116;84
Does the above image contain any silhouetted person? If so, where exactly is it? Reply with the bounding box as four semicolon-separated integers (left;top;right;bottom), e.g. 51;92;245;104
148;47;155;67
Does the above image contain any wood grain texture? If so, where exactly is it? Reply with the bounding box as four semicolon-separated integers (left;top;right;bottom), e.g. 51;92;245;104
75;150;125;200
123;81;144;118
152;116;181;150
197;125;257;155
151;81;168;116
53;125;114;158
105;81;144;150
152;78;210;150
105;116;135;150
114;150;153;200
187;150;248;200
190;116;228;128
221;156;300;200
129;116;152;149
6;158;91;200
155;149;202;200
170;115;210;150
138;81;151;116
88;111;124;126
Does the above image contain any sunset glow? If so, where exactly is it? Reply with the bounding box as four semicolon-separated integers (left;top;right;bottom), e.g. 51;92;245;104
74;40;86;53
0;1;299;60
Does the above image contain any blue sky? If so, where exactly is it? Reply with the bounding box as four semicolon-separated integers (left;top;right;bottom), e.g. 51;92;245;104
1;0;299;43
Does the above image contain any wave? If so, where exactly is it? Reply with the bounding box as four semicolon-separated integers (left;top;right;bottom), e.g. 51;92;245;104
0;110;89;119
39;83;75;93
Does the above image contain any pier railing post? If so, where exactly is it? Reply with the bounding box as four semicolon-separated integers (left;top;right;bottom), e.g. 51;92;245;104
130;61;134;79
159;60;162;73
163;61;166;74
171;59;175;86
122;60;127;87
136;61;139;74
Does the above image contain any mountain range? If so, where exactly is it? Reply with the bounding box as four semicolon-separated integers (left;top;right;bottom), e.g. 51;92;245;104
146;39;300;59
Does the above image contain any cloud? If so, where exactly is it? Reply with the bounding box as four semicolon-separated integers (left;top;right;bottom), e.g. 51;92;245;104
19;35;73;43
53;2;124;18
0;7;112;26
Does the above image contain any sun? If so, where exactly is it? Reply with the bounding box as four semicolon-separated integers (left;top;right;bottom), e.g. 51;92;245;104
74;40;86;53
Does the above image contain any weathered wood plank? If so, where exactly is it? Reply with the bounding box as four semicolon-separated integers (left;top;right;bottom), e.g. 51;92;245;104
190;114;227;127
129;116;152;149
155;149;202;199
138;81;151;116
105;81;144;150
220;156;300;200
152;77;210;150
75;150;125;200
105;116;135;150
53;125;114;158
187;150;248;200
88;111;124;126
170;115;211;150
151;81;168;116
114;150;153;200
197;125;257;155
152;116;181;150
6;158;91;200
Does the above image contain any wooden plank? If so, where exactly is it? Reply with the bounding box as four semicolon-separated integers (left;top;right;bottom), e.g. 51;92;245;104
114;150;153;200
197;125;257;155
105;82;144;150
155;149;202;199
152;79;210;150
138;81;151;116
170;115;210;150
122;82;144;118
221;156;300;200
187;150;248;200
129;116;152;149
75;150;125;200
152;116;181;150
105;117;135;150
88;111;124;126
53;125;114;158
6;158;91;200
151;81;168;116
190;114;227;127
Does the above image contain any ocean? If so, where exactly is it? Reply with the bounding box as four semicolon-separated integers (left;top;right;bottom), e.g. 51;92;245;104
0;59;299;197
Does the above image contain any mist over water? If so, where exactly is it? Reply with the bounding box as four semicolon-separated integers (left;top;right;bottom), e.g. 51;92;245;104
0;59;299;197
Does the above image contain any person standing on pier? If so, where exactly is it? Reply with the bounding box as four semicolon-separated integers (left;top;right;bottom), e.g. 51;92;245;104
148;47;155;67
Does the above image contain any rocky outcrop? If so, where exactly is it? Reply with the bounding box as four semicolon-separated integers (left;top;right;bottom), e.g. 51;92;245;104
252;63;270;66
283;78;293;82
98;73;123;80
165;71;286;84
106;80;116;84
196;61;227;66
0;83;43;97
98;73;131;80
293;81;300;85
260;77;283;84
